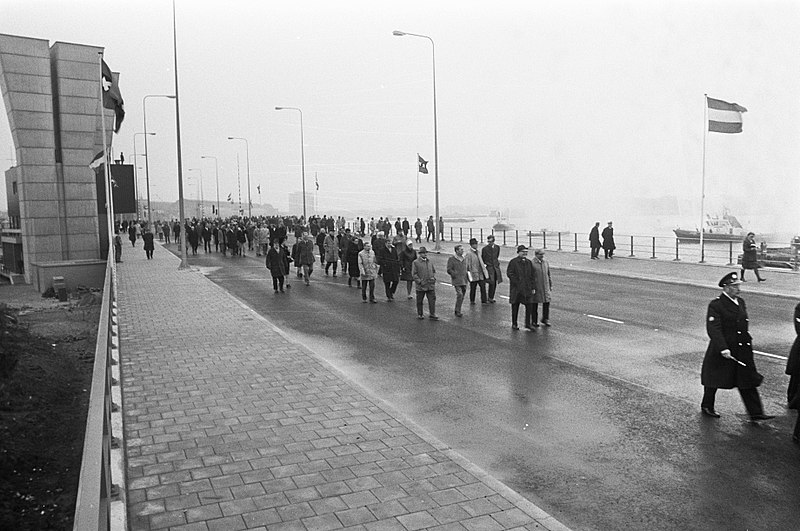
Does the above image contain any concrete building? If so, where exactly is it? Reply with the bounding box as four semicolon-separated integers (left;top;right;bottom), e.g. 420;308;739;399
0;33;118;290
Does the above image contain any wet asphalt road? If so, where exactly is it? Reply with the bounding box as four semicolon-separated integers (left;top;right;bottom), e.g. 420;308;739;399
168;244;799;530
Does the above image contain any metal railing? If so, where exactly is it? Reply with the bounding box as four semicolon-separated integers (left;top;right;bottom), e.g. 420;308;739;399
72;256;120;530
438;227;799;270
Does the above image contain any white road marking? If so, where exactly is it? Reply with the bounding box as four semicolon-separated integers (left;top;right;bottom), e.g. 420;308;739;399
586;314;624;324
754;350;788;361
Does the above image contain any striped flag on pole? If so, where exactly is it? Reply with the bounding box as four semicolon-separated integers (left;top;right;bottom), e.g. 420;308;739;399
707;96;747;134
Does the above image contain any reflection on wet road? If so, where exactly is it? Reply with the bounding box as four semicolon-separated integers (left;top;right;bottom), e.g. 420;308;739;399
178;247;800;530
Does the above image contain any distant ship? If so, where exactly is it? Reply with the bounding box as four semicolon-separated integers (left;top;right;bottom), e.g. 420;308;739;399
492;217;516;231
674;211;748;243
443;217;475;223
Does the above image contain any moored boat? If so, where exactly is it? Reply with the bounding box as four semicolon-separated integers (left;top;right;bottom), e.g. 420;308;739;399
674;211;748;243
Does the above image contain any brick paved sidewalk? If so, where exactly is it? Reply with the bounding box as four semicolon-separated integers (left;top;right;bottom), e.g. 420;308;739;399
116;244;570;531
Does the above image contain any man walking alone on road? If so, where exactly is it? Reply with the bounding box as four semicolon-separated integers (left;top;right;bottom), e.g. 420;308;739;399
700;272;774;422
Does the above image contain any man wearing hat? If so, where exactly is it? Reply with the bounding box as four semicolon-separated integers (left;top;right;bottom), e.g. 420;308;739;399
412;246;438;320
700;271;774;421
465;237;489;305
506;245;536;330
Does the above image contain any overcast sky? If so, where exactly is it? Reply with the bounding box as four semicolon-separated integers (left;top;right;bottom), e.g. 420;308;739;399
1;0;799;232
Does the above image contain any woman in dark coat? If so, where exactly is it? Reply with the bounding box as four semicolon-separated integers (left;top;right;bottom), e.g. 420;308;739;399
128;224;137;247
265;242;290;292
142;227;155;259
740;232;765;282
399;240;418;300
346;237;363;287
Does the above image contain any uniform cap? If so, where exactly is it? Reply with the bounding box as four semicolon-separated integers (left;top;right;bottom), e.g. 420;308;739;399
718;272;743;287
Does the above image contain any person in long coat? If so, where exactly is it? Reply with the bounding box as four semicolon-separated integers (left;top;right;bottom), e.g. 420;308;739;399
346;237;363;287
265;242;290;292
589;222;601;259
358;241;379;303
377;239;401;301
399;240;418;300
786;302;800;443
787;302;800;404
531;249;552;326
323;231;339;276
412;247;437;319
128;224;137;247
740;232;765;282
700;272;774;421
506;245;536;330
601;221;615;259
481;235;502;303
296;233;316;285
142;227;155;259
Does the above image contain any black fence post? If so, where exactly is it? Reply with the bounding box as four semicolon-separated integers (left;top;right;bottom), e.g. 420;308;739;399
629;235;635;257
728;241;735;265
479;228;483;242
558;232;562;251
699;239;705;263
459;227;463;242
573;233;578;252
502;230;507;247
515;230;519;248
673;238;681;261
651;237;656;259
542;230;547;250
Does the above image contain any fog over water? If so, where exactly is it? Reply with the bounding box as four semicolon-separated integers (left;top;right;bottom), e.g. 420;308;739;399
1;0;798;238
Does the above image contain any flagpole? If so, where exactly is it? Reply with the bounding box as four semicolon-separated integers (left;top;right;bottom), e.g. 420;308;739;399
172;0;189;269
98;52;114;259
416;153;420;220
700;94;708;263
237;153;242;216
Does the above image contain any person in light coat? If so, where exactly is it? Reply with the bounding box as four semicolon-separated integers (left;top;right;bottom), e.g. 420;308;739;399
323;231;339;276
531;249;552;327
464;238;488;305
358;241;379;303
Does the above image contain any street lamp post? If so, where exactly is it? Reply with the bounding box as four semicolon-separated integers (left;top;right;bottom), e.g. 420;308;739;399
200;155;219;217
187;168;204;218
274;106;306;223
226;137;251;218
133;132;155;222
393;30;441;251
143;94;176;229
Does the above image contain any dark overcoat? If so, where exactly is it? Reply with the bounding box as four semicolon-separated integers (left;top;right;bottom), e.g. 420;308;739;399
787;303;800;376
741;238;761;270
377;244;401;282
506;256;536;304
601;226;615;251
701;294;762;389
265;246;289;277
399;247;417;281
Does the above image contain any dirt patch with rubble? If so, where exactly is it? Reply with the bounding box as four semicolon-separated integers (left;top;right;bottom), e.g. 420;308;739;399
0;283;101;530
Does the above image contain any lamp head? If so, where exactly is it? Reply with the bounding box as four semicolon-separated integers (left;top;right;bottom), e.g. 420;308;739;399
392;30;406;36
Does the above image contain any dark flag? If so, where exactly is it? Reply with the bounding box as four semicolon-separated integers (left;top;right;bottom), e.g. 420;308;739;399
101;60;125;133
418;154;428;174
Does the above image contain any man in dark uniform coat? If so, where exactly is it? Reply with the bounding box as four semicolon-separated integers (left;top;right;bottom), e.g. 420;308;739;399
700;271;774;421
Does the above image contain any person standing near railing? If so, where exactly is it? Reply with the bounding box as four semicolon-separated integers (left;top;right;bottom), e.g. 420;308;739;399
602;221;615;259
741;232;765;282
589;222;602;260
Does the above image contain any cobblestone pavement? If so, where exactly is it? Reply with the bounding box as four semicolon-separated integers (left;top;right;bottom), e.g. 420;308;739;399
116;244;570;531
